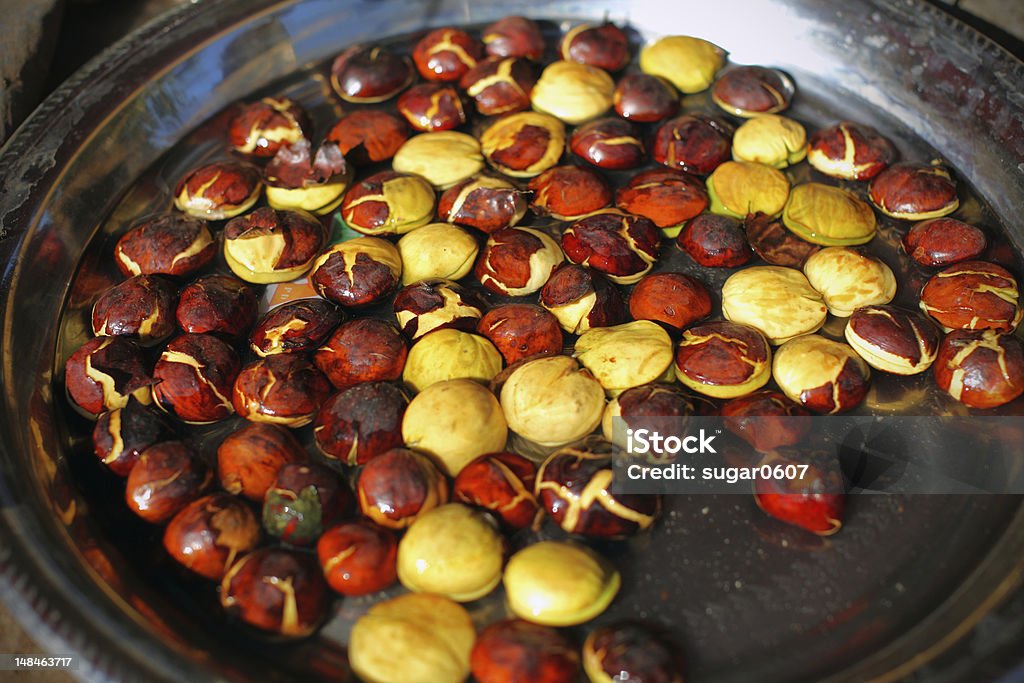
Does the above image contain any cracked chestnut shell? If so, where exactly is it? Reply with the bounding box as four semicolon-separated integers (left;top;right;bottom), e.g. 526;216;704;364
919;260;1022;332
397;83;467;132
744;212;820;267
317;521;399;596
537;439;659;538
233;354;332;428
475;227;564;296
340;170;435;236
540;263;626;334
806;121;896;180
602;384;695;451
164;493;260;580
153;333;240;424
904;217;987;267
583;623;684;683
482;16;544;60
678;213;752;267
675;320;772;398
125;441;211;524
263;139;351;215
845;305;941;375
114;214;215;278
228;97;309;158
223;207;327;284
934;329;1024;409
66;336;152;418
472;619;580;683
460;57;536;116
712;66;794;118
176;274;258;339
720;390;811;453
869;162;959;220
394;278;486;339
174;161;262;221
330;45;414;103
220;547;328;637
616;168;708;236
217;422;307;501
652;114;733;175
313;382;408;465
480;111;566;178
562;211;661;285
309;237;402;307
325;110;408;165
438;175;527;233
314;318;407;389
613;73;679;123
250;299;343;357
629;272;712;332
477;303;564;365
356;447;449;529
413;27;482;82
454;451;539;530
754;447;845;535
570;117;645;170
561;22;629;72
528;165;612;220
263;463;352;546
93;399;174;476
91;275;177;346
773;335;871;414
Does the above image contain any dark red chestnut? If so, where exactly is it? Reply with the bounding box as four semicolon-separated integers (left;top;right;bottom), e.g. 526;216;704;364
711;66;794;117
904;217;987;267
65;336;152;419
744;212;820;268
678;213;753;267
753;447;845;535
152;333;240;424
869;162;959;220
330;45;414;103
220;547;329;637
613;73;679;122
845;305;941;375
93;399;174;476
480;111;566;178
91;275;177;346
603;384;695;448
125;441;212;524
527;165;612;220
222;207;328;284
475;227;564;296
582;622;684;683
397;83;467;132
472;619;581;683
616;168;708;234
228;97;310;158
163;493;260;580
114;214;215;278
629;272;712;331
176;274;258;339
174;161;262;221
412;27;482;82
325;110;408;165
482;16;545;60
721;390;811;452
919;260;1021;332
561;211;661;284
339;170;435;236
806;121;896;180
454;451;539;531
438;175;528;233
540;263;627;334
460;57;536;116
217;422;307;501
313;382;408;465
250;299;343;357
356;448;448;529
317;521;399;596
477;304;564;365
570;117;645;170
675;321;772;399
314;318;408;389
393;278;486;339
232;354;332;428
309;237;403;307
652;114;733;175
934;329;1024;409
263;463;353;546
560;22;629;72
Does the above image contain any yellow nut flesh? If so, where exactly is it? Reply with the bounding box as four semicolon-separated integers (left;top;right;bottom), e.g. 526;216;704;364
574;320;674;393
174;182;262;221
397;223;479;285
265;180;348;215
310;236;403;282
531;61;615;125
345;174;436;235
639;36;724;94
397;503;504;602
392;132;485;189
732;115;807;168
500;355;606;448
803;247;897;317
773;335;870;411
504;540;620;627
707;161;791;219
402;329;502;392
722;266;828;345
782;183;877;246
481;112;566;178
402;378;508;477
223;217;323;285
349;593;474;683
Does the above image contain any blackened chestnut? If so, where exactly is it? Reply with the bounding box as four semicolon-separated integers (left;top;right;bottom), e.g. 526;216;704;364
438;175;528;233
482;16;545;60
806;121;895;180
560;22;629;72
393;278;486;339
613;73;679;122
250;299;343;357
65;336;152;419
615;169;708;237
263;463;352;546
412;27;482;82
527;165;613;220
712;66;794;117
356;447;448;529
919;260;1022;332
309;237;402;307
472;619;580;683
163;493;260;580
570;116;645;170
652;114;733;175
314;318;407;389
678;213;753;267
125;441;211;524
582;623;684;683
317;521;399;596
477;303;564;365
325;110;408;165
869;162;959;220
217;421;307;501
720;390;811;452
453;451;539;530
152;333;240;424
904;218;987;267
176;274;258;339
313;382;408;465
222;207;327;284
397;83;467;132
539;263;627;334
174;161;262;221
561;210;661;284
91;275;177;346
330;45;414;103
232;354;332;427
459;57;536;116
629;272;712;331
93;399;174;476
934;329;1024;409
228;97;309;158
475;227;564;296
114;214;215;278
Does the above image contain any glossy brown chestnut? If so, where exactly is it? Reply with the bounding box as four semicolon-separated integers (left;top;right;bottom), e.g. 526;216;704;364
482;16;545;60
340;170;435;236
65;336;152;418
652;114;733;175
561;211;661;285
174;161;262;221
711;66;794;117
175;274;258;339
744;212;820;268
845;305;941;375
152;333;240;424
806;121;896;180
233;355;332;428
678;213;753;267
220;547;328;637
314;382;408;465
329;45;414;103
125;441;211;524
325;110;408;165
539;263;627;334
317;521;399;596
582;622;684;683
477;304;564;365
475;227;564;296
222;207;327;284
773;336;871;414
471;619;581;683
919;260;1022;332
629;272;712;331
675;321;772;398
536;439;659;538
393;278;487;339
250;299;343;358
163;493;260;580
903;217;987;267
413;27;482;82
560;22;629;71
613;73;679;123
934;329;1024;409
228;97;309;158
459;57;536;116
114;214;215;278
528;165;612;220
356;447;449;530
869;162;959;220
603;384;695;449
91;275;177;346
93;399;174;476
309;237;402;307
453;451;539;530
397;83;467;132
616;168;708;234
217;422;307;501
314;318;408;389
438;175;528;232
753;447;845;535
263;463;352;546
720;390;811;452
480;111;566;178
570;117;645;170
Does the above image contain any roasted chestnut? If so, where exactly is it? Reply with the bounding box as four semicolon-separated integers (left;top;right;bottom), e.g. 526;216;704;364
438;175;528;233
163;493;260;580
396;83;467;132
561;22;629;71
753;447;845;535
629;272;712;331
392;131;484;189
471;619;580;683
317;521;399;596
228;97;309;158
152;333;240;424
313;382;408;465
640;35;724;93
675;320;772;398
744;211;820;268
707;160;790;219
402;329;503;393
575;320;675;394
869;162;959;220
475;227;564;296
583;623;684;683
561;210;661;285
309;237;402;307
613;73;679;122
773;335;871;414
330;45;414;103
844;305;941;375
220;548;328;637
453;451;539;530
678;213;753;267
217;421;307;501
394;278;486;340
720;390;811;453
528;165;613;220
477;304;564;365
114;214;215;278
92;399;173;476
721;266;827;345
263;139;351;215
232;354;332;427
615;168;708;237
602;384;695;449
712;65;794;117
91;274;177;346
934;329;1024;409
125;441;211;524
480;111;566;178
459;56;536;115
652;114;733;175
356;447;449;529
314;318;407;389
175;274;258;339
570;117;645;170
398;222;480;285
412;27;482;82
539;263;627;334
731;114;806;168
325;109;408;165
531;60;615;125
903;217;987;268
782;182;877;246
482;16;545;60
222;207;327;284
803;247;897;317
919;260;1022;332
174;161;262;221
250;299;343;357
340;170;435;235
262;463;352;546
806;121;896;180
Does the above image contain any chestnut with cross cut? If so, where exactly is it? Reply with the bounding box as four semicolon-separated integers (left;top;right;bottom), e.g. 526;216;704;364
652;114;733;175
393;278;487;340
65;336;153;419
232;354;332;428
453;451;539;531
314;318;408;389
91;274;177;346
175;274;258;340
174;161;262;221
413;27;482;82
92;399;174;476
806;121;896;180
163;493;260;580
250;299;343;358
934;329;1024;409
571;117;645;170
561;211;661;285
228;96;310;158
438;175;528;233
313;382;408;466
476;303;564;365
114;214;216;278
125;441;212;524
459;57;536;116
397;83;467;132
919;260;1022;332
152;333;240;424
325;110;408;166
